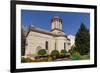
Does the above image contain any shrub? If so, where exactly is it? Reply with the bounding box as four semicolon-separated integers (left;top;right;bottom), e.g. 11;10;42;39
37;49;47;56
51;49;60;57
71;54;80;60
60;49;67;56
21;57;27;63
70;52;81;60
21;57;34;63
68;47;77;55
47;56;53;61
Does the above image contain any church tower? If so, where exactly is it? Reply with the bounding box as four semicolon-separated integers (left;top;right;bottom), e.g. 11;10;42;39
51;16;65;35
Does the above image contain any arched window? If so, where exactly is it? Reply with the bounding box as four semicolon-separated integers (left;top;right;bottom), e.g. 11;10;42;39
64;42;66;50
36;46;42;53
45;41;48;50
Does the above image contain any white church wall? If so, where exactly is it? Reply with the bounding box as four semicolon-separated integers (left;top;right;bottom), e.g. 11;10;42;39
25;30;72;56
55;37;71;52
56;37;65;52
25;31;55;55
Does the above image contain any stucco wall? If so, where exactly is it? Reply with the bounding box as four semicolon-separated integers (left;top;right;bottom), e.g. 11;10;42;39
25;31;71;56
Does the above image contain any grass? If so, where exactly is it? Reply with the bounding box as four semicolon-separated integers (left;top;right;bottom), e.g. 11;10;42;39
70;54;90;60
80;55;90;60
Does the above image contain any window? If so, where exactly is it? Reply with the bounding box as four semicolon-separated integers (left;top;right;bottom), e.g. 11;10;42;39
68;43;71;45
45;41;48;50
36;46;42;53
64;42;66;49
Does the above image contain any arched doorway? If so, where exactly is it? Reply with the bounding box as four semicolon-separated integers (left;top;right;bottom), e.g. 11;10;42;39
36;46;42;54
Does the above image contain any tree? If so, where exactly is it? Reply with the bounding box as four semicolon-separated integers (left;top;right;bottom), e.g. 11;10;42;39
75;23;90;55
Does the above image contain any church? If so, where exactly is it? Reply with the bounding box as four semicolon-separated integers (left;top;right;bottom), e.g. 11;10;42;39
25;16;74;56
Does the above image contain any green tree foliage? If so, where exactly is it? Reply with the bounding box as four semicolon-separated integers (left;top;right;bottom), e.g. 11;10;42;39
37;49;47;56
75;23;90;55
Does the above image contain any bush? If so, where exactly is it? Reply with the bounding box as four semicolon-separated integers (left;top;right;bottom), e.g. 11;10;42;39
37;49;47;56
48;56;53;61
21;57;27;63
68;47;77;55
70;52;81;60
51;49;60;57
21;57;34;63
60;49;67;56
71;54;80;60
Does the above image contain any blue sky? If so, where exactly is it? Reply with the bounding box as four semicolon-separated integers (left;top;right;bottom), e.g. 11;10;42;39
21;10;90;35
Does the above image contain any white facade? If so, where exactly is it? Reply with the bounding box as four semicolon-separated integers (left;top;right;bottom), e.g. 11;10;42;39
25;16;73;56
